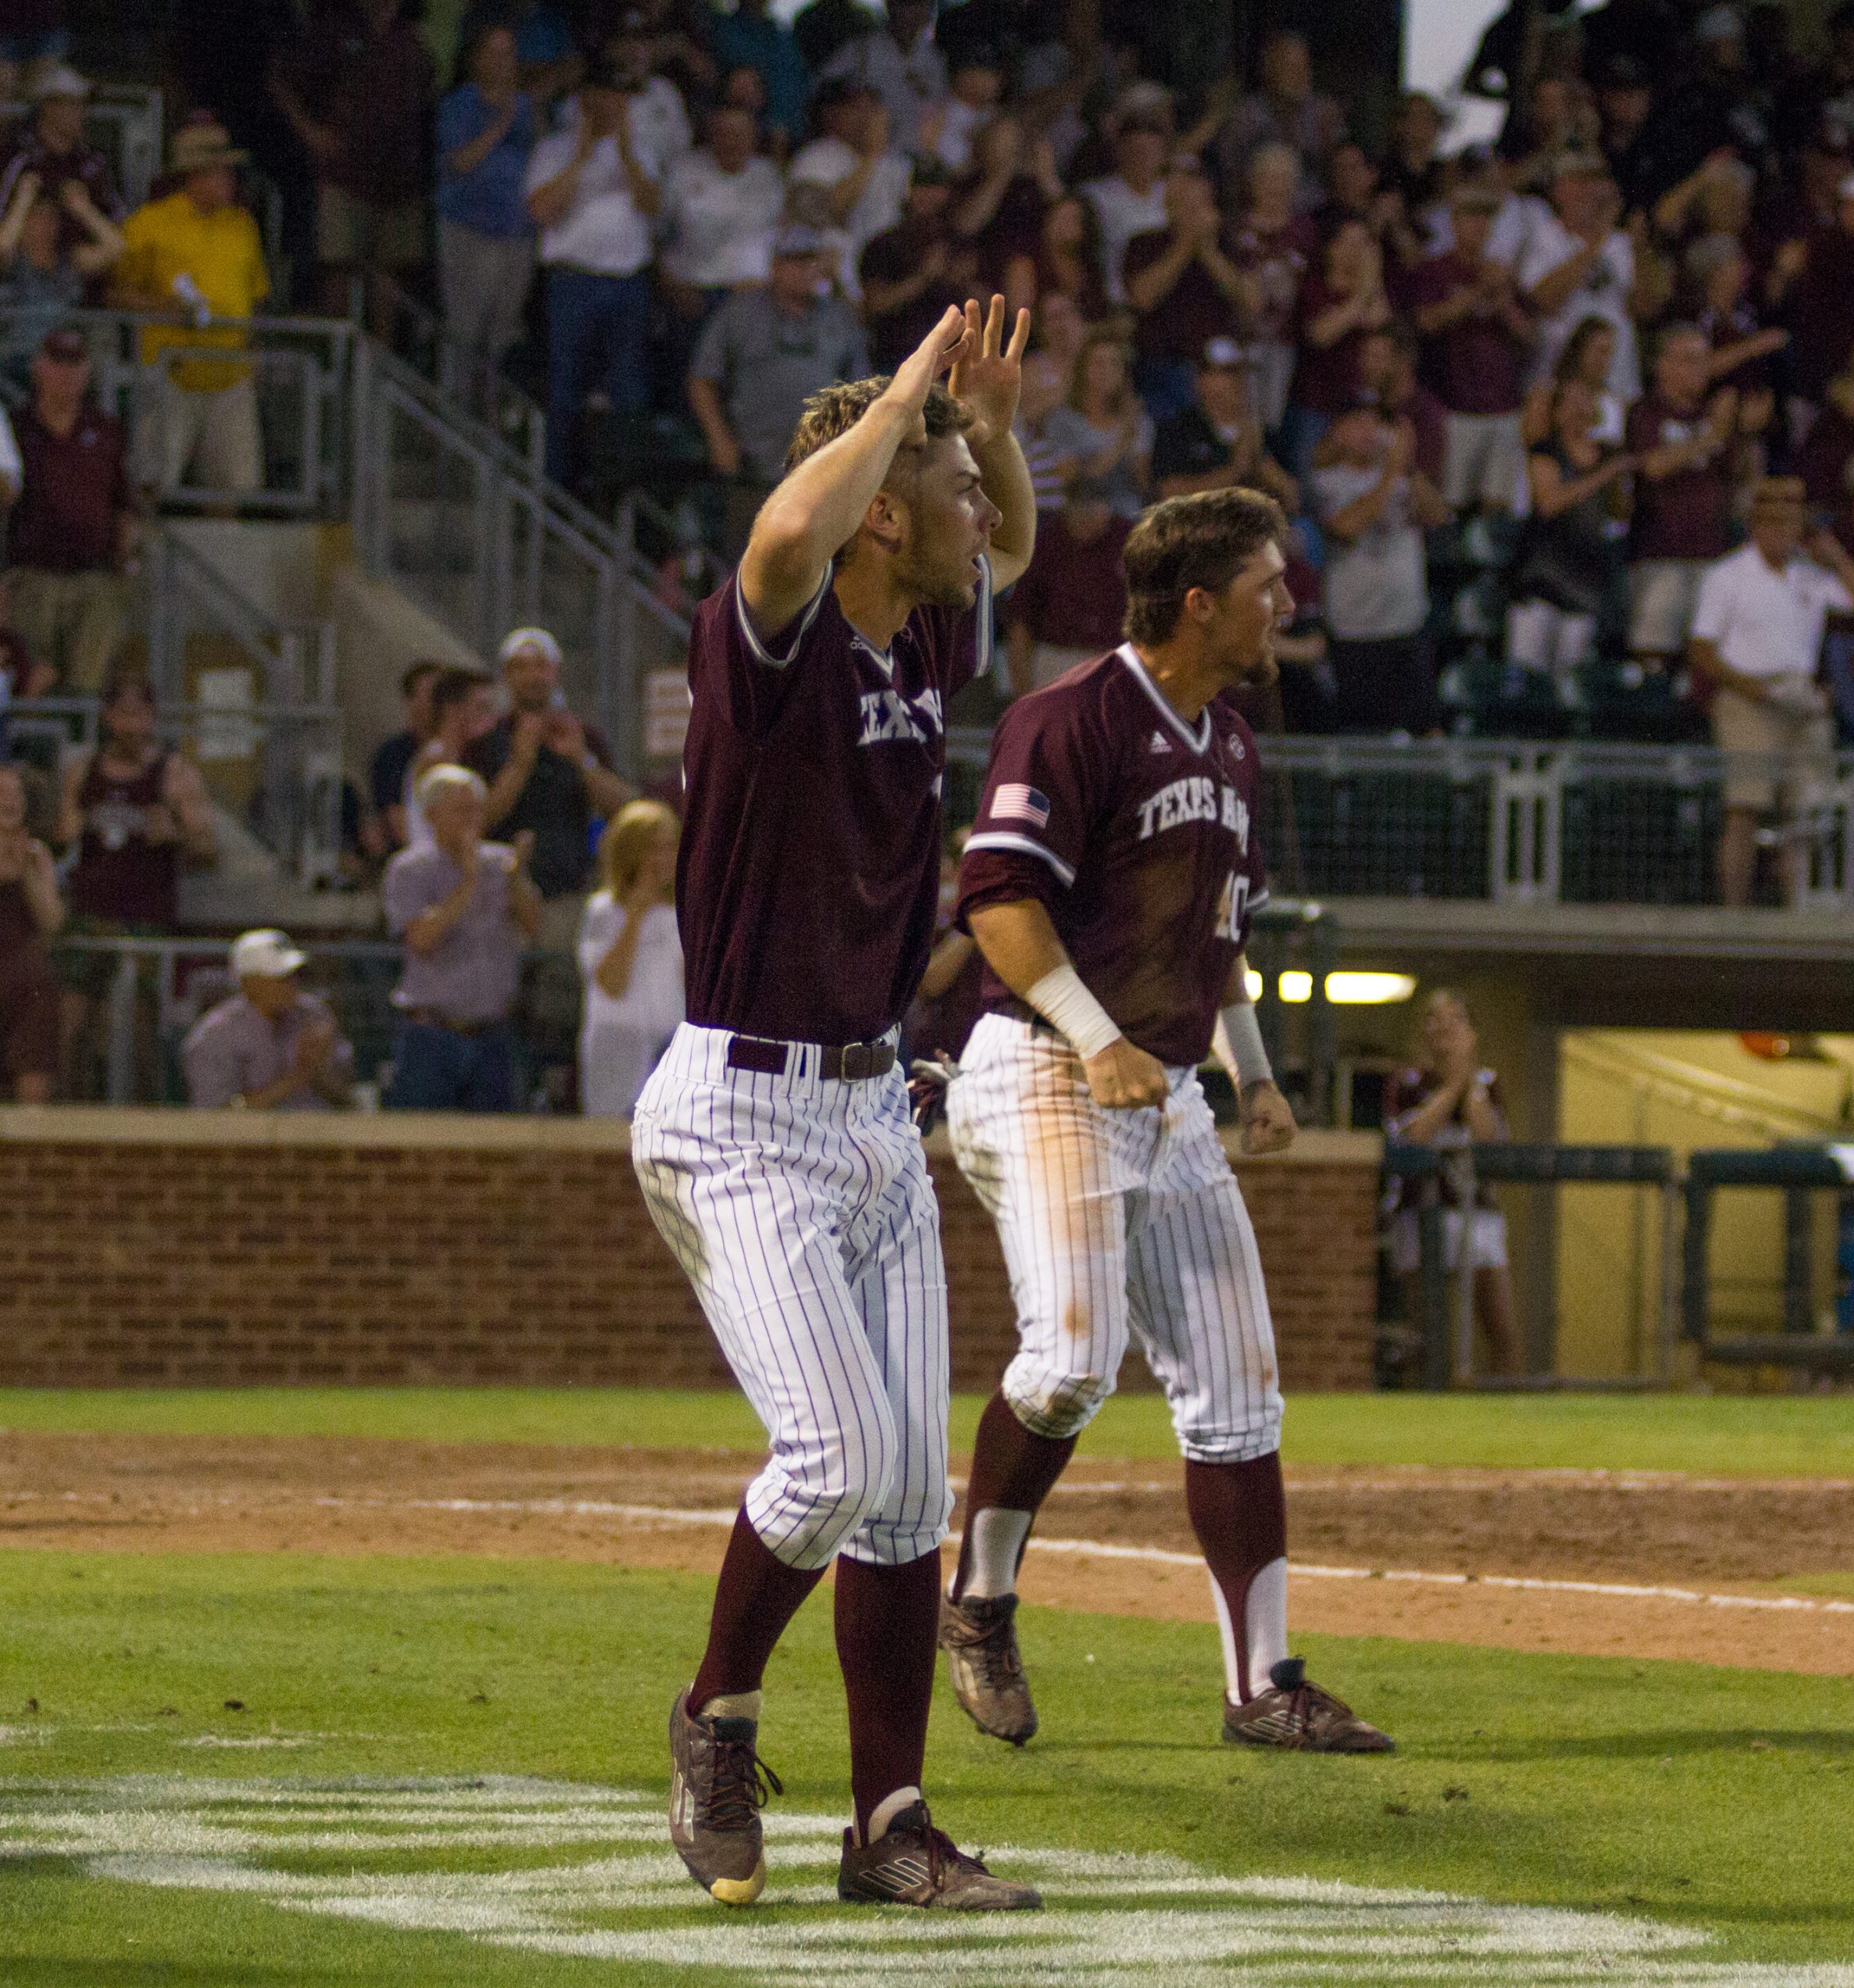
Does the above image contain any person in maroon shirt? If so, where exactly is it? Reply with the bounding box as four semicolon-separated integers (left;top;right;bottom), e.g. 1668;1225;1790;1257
939;485;1392;1758
631;298;1042;1914
6;326;136;692
1409;185;1534;516
54;674;216;1099
1358;324;1449;488
0;759;61;1103
1285;215;1390;480
1122;162;1251;422
1383;988;1521;1378
1625;322;1741;666
859;161;975;372
1002;474;1131;695
1230;142;1318;433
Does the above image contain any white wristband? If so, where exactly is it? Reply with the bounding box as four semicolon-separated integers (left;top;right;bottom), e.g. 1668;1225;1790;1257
1216;1000;1272;1092
1026;964;1122;1060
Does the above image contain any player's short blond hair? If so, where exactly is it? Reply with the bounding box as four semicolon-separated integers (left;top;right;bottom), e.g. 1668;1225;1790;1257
783;377;973;477
1122;488;1289;646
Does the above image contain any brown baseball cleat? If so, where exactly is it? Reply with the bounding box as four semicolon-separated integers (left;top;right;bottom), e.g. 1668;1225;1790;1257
667;1688;784;1905
938;1591;1038;1746
1222;1658;1396;1753
837;1800;1043;1910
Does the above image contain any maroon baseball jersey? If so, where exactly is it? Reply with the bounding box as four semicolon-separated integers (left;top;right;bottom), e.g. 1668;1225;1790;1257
677;558;992;1044
958;643;1267;1067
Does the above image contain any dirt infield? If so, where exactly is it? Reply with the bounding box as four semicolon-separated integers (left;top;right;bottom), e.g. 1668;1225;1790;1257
3;1432;1852;1674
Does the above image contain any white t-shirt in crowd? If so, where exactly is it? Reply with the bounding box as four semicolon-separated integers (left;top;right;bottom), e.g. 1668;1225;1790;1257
659;150;784;287
577;894;684;1117
527;84;690;275
788;136;911;267
1312;461;1430;641
1690;543;1852;680
1080;173;1167;303
1515;211;1640;402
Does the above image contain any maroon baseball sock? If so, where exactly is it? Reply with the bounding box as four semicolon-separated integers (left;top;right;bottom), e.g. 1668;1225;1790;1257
834;1548;942;1841
688;1509;827;1713
1184;1452;1289;1703
951;1388;1079;1600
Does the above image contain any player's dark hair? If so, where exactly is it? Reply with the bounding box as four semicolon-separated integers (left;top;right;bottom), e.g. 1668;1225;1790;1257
400;658;443;699
1122;488;1287;647
784;378;973;477
430;665;489;716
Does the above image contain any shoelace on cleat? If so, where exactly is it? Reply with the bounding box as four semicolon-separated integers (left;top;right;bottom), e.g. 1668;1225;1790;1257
967;1614;1025;1691
888;1809;992;1894
699;1736;783;1833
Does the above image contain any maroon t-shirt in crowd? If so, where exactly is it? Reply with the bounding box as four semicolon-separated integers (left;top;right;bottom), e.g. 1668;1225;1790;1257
1407;252;1527;415
958;644;1268;1068
7;405;130;574
1122;228;1242;363
1002;513;1132;651
1625;394;1731;561
1291;270;1370;415
677;559;990;1044
1230;213;1316;344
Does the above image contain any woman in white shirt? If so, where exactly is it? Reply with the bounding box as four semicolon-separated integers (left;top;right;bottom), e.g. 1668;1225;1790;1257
578;798;682;1117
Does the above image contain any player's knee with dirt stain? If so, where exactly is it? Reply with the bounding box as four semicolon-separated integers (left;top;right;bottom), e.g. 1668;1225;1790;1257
1004;1350;1120;1442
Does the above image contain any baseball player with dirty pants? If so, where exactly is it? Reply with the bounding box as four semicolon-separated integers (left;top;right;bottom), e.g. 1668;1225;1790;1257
631;297;1044;1913
937;487;1394;1757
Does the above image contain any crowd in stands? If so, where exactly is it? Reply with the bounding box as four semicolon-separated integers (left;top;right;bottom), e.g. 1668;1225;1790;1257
17;3;1854;1104
104;0;1854;760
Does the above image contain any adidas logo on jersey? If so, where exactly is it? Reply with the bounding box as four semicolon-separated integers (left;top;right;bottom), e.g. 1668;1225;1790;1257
1150;731;1171;755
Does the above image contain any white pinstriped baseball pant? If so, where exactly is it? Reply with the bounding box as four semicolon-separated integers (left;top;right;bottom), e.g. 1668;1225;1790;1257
948;1013;1283;1461
631;1023;953;1572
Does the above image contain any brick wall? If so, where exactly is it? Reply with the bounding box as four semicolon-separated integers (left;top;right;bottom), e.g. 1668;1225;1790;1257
0;1112;1379;1395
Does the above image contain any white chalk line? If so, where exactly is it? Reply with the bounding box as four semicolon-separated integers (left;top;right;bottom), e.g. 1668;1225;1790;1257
307;1493;1854;1621
4;1775;1845;1986
9;1487;1853;1622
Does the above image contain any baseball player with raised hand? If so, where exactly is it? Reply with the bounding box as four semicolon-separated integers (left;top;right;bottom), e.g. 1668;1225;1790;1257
938;486;1394;1757
631;297;1045;1912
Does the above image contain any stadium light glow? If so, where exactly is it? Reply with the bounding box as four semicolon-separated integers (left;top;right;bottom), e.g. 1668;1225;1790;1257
1327;972;1418;1005
1244;968;1263;1002
1276;971;1419;1006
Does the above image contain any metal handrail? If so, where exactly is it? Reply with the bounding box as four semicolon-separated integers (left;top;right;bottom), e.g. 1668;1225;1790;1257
0;304;357;517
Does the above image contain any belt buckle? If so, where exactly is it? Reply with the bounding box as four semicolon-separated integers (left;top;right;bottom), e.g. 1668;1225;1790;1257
840;1041;875;1081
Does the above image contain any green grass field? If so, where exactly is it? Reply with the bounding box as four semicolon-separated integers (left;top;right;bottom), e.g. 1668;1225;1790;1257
5;1385;1854;1475
3;1391;1853;1984
1;1552;1852;1985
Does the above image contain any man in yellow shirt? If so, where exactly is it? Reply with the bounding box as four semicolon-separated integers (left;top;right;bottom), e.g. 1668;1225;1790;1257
115;120;270;495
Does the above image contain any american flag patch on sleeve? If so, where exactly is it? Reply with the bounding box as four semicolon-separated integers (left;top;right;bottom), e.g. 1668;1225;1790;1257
990;783;1051;828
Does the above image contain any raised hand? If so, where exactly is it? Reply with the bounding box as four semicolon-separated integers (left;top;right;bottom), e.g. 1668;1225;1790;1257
885;304;970;426
948;293;1031;446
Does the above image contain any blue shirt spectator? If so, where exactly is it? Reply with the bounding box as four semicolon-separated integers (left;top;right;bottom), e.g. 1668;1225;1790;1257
436;23;539;413
437;80;537;237
707;0;809;148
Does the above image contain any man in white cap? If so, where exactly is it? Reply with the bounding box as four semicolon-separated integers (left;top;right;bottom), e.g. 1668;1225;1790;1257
182;929;355;1110
466;626;631;914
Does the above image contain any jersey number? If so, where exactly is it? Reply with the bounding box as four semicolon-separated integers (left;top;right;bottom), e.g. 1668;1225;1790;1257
1214;871;1249;943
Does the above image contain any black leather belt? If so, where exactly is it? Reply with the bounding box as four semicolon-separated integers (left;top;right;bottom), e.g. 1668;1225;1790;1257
404;1006;504;1037
725;1035;896;1082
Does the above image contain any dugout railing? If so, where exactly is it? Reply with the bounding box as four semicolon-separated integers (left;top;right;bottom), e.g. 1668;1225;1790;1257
1682;1147;1854;1375
1385;1141;1682;1388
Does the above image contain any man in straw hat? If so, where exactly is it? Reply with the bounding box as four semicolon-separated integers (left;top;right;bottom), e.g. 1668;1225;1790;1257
114;117;269;495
